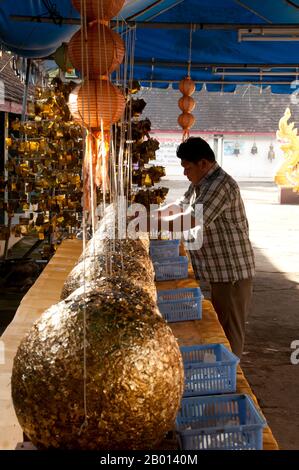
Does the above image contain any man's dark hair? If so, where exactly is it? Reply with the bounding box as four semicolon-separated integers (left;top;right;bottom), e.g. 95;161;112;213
176;137;216;163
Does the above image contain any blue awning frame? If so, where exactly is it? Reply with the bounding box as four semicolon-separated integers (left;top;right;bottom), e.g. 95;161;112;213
118;0;299;94
2;1;299;93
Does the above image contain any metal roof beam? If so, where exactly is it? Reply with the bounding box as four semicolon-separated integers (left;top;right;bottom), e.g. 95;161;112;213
134;60;299;68
214;71;299;76
9;16;299;31
125;23;299;31
136;79;296;84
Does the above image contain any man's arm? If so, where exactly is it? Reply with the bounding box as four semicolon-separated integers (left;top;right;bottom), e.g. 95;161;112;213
149;203;197;234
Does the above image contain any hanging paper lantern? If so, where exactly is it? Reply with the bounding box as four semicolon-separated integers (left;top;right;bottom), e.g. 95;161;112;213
179;77;196;96
72;0;125;21
178;95;195;113
68;21;125;77
69;0;126;210
178;112;195;131
68;79;125;209
68;79;126;130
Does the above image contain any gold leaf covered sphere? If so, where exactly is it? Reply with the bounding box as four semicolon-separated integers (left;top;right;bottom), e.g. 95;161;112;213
12;283;184;450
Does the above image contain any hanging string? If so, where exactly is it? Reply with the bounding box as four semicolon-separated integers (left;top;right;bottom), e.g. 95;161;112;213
128;26;136;204
102;3;116;272
113;18;128;271
187;23;194;78
78;0;88;436
84;13;96;244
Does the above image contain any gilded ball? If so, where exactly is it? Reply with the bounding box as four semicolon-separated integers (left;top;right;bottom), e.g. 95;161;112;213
12;285;184;450
61;249;156;300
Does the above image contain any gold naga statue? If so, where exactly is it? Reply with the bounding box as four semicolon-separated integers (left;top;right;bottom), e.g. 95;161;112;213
275;107;299;192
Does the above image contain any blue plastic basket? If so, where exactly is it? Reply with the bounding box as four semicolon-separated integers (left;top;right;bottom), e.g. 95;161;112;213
176;394;266;450
180;344;239;396
157;288;202;322
153;256;189;281
150;239;180;259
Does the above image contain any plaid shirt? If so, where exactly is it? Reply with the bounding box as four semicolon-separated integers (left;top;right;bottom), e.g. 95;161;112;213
179;163;255;282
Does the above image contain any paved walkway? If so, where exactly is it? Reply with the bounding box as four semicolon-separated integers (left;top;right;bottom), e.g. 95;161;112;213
163;179;299;450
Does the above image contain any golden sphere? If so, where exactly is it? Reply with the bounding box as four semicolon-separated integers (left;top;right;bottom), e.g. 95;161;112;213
12;284;184;450
61;248;156;300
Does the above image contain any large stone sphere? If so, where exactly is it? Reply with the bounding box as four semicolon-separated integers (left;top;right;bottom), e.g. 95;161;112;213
12;283;184;450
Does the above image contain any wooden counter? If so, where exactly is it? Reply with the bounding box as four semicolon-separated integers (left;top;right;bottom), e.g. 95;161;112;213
0;239;278;450
0;240;83;450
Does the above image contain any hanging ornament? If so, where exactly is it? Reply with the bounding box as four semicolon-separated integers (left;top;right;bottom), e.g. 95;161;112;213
178;95;195;113
179;77;196;97
233;141;240;156
68;21;125;78
178;77;196;140
144;173;152;187
178;112;195;133
251;141;258;155
72;0;125;21
69;77;122;202
68;0;126;212
268;143;275;162
178;26;196;141
69;79;125;130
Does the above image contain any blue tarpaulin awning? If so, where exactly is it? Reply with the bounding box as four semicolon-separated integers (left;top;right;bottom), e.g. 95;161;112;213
2;0;299;93
0;0;80;58
122;0;299;93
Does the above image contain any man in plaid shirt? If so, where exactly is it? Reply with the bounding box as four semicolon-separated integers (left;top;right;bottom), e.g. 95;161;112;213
176;137;255;357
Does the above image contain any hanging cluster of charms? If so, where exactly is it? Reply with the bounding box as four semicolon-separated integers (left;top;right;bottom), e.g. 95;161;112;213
1;78;84;244
177;77;196;141
114;84;168;208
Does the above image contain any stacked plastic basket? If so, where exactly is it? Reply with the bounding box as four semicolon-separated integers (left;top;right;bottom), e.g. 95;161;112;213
176;393;266;450
150;239;188;281
150;240;266;450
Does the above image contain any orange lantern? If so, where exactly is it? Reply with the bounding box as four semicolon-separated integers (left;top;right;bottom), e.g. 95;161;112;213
178;95;195;113
178;76;196;140
69;79;126;131
179;77;196;96
68;21;125;77
178;112;195;131
72;0;125;21
70;0;126;210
